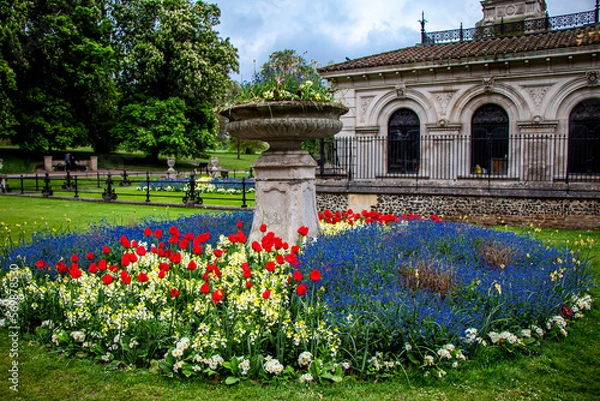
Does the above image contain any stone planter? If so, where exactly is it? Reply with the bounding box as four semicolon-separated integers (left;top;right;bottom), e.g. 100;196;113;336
221;101;348;244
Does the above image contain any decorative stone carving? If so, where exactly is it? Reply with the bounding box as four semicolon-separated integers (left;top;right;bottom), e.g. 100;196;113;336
482;77;495;93
433;91;455;116
359;96;374;122
586;70;600;86
395;83;406;98
523;85;550;110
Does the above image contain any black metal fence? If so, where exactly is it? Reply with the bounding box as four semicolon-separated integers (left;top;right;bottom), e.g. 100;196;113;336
315;134;600;184
0;170;255;208
422;7;599;45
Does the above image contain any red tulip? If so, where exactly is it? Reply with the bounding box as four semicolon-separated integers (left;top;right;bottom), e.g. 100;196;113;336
309;269;321;282
296;284;307;296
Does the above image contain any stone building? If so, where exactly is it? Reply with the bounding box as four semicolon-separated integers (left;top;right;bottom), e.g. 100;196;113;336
316;0;600;229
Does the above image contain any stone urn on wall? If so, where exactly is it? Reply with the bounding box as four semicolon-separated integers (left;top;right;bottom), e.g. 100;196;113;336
221;101;348;244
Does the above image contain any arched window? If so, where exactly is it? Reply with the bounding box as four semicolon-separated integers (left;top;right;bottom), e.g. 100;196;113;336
388;108;420;174
471;104;509;175
568;99;600;175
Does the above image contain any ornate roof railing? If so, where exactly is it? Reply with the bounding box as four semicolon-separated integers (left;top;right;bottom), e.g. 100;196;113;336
421;7;599;45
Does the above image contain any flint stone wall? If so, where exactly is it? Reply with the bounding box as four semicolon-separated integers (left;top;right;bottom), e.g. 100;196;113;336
316;192;600;230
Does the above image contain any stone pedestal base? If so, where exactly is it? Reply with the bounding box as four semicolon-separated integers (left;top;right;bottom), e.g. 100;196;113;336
43;156;53;171
89;156;98;172
250;150;320;245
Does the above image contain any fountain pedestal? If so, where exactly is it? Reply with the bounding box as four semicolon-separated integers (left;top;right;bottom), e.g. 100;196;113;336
221;101;348;244
251;150;319;244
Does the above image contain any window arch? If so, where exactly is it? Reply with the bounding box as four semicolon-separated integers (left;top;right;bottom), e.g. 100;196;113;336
568;99;600;175
471;104;509;174
388;108;420;174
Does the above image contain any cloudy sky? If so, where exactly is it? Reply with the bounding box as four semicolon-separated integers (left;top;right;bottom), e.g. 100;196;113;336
212;0;593;81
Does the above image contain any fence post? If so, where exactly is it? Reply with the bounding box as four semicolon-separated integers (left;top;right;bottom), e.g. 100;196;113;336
20;175;24;194
64;170;72;190
35;173;39;191
348;137;354;181
145;171;151;203
183;173;201;206
74;176;79;198
121;169;131;186
241;177;248;208
42;172;53;197
102;173;117;201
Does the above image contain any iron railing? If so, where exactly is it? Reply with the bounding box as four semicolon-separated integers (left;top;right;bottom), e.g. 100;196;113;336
0;170;255;208
422;6;599;45
315;134;600;185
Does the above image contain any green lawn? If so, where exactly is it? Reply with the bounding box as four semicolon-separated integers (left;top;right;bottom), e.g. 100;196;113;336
0;146;260;174
0;196;201;246
0;199;599;400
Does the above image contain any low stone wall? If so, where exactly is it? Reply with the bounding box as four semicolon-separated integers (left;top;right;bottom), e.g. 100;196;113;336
316;191;600;230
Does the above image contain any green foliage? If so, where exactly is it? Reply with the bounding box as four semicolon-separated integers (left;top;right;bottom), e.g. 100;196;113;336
110;0;238;159
2;0;118;153
227;138;268;155
1;0;237;156
229;49;335;105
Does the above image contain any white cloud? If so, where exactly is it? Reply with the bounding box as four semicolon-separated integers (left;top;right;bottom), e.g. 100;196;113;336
213;0;595;81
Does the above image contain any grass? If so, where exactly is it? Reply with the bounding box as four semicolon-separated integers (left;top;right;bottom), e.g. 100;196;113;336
0;196;201;244
2;171;255;208
0;197;599;400
0;146;260;174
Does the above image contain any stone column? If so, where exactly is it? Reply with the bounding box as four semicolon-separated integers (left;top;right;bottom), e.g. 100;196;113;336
43;156;53;172
354;126;380;179
250;150;320;245
89;156;98;172
424;123;462;180
517;120;558;182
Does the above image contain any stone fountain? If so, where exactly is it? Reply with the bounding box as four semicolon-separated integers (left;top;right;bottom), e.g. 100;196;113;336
221;101;348;244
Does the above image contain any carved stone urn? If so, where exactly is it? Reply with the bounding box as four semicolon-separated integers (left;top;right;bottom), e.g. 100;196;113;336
221;101;348;244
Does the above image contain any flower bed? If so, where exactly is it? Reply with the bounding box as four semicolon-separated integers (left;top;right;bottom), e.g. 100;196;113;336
136;177;255;195
0;210;594;383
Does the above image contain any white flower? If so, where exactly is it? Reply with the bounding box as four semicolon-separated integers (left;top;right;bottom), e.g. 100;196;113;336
499;331;518;344
129;338;139;349
177;337;190;350
424;355;435;366
264;356;284;375
299;373;314;383
437;348;452;360
463;327;479;344
173;361;184;372
521;329;532;338
297;351;313;368
239;358;250;375
443;343;455;352
70;330;85;343
404;343;413;352
207;354;224;370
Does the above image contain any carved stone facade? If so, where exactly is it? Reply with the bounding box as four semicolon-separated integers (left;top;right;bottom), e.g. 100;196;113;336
317;0;600;229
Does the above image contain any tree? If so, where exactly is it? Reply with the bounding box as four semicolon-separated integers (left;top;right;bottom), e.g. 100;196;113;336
260;49;321;81
113;97;217;160
1;0;118;153
111;0;238;161
0;0;26;138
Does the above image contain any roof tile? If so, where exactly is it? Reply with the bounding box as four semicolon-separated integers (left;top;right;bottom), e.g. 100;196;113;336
319;25;600;73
